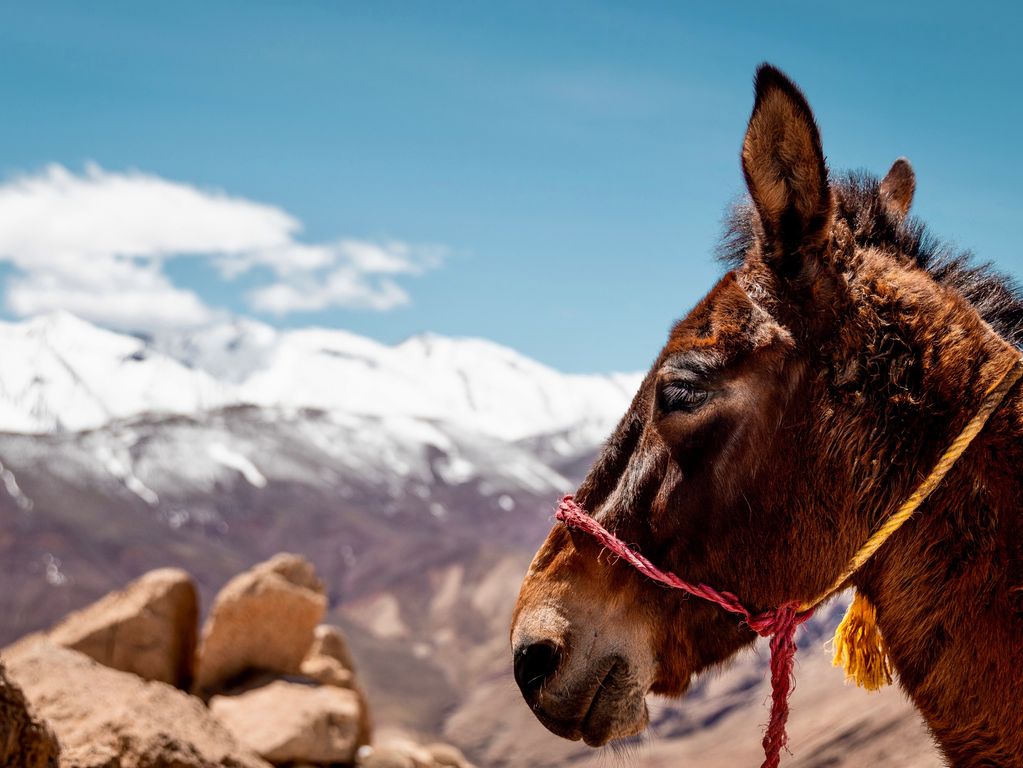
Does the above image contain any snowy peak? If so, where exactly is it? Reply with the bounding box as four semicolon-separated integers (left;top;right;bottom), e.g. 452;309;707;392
0;312;233;433
150;316;280;382
246;326;639;439
0;313;641;440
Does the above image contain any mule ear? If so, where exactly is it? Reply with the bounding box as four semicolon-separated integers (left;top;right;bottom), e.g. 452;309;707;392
879;157;915;219
742;65;831;274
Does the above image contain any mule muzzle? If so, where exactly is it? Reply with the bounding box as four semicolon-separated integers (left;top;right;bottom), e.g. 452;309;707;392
511;635;649;747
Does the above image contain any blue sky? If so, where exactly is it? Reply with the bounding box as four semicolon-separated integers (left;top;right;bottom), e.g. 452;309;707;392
1;2;1021;372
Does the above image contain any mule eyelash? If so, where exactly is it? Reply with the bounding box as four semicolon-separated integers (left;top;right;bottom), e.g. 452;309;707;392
658;381;709;413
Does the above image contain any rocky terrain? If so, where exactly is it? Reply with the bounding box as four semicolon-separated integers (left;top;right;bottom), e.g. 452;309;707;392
0;312;944;766
2;554;472;768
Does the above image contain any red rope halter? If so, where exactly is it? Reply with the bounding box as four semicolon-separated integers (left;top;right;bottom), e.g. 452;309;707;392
556;495;814;768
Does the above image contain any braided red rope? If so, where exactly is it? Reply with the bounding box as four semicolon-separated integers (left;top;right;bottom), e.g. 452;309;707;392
556;496;815;768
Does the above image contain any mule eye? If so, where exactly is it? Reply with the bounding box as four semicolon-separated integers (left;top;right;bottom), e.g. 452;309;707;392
659;381;708;413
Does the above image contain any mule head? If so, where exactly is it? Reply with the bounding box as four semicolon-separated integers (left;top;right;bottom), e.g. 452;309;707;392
510;64;948;747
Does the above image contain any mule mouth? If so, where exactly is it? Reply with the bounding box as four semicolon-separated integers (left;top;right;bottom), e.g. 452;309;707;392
580;659;625;746
531;656;649;748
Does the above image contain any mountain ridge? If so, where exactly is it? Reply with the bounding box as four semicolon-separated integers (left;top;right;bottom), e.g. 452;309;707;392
0;311;641;441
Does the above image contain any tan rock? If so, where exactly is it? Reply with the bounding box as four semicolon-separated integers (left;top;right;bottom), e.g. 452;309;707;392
210;679;368;765
299;654;354;687
0;660;60;768
4;640;270;768
367;734;437;768
300;624;356;687
356;746;418;768
194;553;326;696
309;624;356;671
47;567;199;687
426;742;473;768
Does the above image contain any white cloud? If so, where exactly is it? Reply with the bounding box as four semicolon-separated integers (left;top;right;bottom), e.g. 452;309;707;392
250;267;411;314
0;164;443;329
8;264;215;329
246;240;444;315
337;239;444;275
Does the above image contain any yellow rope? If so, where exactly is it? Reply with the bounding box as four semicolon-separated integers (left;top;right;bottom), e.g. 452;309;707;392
799;354;1023;689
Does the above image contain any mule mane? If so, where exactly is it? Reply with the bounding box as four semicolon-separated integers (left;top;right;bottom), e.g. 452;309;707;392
717;171;1023;348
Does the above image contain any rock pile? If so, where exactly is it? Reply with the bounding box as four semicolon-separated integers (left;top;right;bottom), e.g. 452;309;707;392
1;554;473;768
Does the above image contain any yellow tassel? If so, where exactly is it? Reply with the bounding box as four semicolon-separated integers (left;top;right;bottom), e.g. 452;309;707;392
831;590;893;691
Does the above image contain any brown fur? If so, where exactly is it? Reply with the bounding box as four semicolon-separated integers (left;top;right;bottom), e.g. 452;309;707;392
512;64;1023;765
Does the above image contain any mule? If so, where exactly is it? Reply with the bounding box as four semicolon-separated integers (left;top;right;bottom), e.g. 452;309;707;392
511;64;1023;766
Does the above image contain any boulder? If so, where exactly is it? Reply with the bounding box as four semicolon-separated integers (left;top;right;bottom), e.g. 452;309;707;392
425;742;473;768
307;624;356;672
194;553;326;696
300;624;356;687
356;747;418;768
46;567;199;687
360;734;438;768
0;660;60;768
4;640;270;768
299;654;354;688
356;740;474;768
210;679;368;765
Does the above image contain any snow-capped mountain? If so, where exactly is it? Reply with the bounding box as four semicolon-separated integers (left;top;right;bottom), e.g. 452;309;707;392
0;311;640;441
0;311;639;520
0;312;234;434
154;317;640;441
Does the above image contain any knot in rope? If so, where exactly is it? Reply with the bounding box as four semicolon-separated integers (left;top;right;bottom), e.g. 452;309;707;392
747;601;813;638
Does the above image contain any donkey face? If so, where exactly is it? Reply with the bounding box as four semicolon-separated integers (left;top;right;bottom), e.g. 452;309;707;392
511;65;921;747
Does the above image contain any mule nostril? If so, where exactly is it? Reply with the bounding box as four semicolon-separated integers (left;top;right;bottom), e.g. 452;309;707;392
514;641;561;699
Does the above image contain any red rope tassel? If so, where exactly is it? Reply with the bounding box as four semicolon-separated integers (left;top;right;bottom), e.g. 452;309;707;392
760;603;800;768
